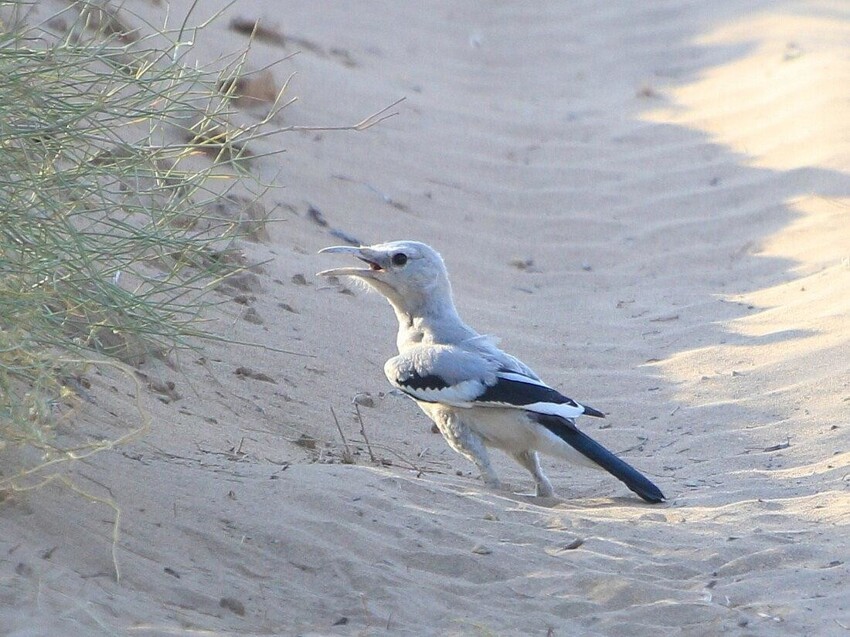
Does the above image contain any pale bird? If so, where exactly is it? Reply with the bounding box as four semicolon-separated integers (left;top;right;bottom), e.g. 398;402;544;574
318;240;664;503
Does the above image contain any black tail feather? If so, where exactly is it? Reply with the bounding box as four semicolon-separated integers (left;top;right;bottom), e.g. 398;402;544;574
534;414;665;503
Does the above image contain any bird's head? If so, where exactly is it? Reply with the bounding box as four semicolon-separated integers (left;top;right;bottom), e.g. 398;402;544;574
317;240;455;320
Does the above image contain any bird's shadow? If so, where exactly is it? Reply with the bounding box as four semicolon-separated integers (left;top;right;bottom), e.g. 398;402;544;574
450;481;667;510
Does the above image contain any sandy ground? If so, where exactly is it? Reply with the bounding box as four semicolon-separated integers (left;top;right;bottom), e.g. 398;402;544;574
1;1;849;635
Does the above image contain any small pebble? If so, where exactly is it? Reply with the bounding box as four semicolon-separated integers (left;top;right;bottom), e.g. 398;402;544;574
242;307;264;325
219;597;245;616
294;434;318;450
353;393;375;408
472;544;492;555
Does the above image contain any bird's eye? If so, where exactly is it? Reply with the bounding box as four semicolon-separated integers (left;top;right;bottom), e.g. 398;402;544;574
391;253;408;267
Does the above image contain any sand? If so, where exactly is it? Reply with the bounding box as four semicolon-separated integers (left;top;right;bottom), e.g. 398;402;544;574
1;1;848;635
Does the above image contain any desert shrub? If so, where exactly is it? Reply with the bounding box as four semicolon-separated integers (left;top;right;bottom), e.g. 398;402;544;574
0;1;274;475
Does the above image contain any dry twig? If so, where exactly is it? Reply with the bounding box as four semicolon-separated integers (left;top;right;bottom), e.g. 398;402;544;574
353;402;377;463
330;406;354;464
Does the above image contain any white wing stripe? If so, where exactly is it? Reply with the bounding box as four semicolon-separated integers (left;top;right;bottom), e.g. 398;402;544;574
521;401;586;419
397;378;482;406
495;371;549;387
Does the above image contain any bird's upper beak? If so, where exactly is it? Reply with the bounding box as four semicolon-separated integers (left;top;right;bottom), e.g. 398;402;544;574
317;245;387;279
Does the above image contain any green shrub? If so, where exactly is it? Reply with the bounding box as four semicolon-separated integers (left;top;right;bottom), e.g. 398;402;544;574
0;1;271;473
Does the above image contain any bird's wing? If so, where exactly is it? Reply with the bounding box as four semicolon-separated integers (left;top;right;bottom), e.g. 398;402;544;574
385;344;604;418
384;344;498;407
478;368;605;418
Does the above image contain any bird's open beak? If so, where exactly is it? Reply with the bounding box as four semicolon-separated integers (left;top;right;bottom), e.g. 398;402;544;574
317;245;386;278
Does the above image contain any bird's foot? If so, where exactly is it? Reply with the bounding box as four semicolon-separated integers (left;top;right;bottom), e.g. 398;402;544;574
535;482;555;498
481;476;503;491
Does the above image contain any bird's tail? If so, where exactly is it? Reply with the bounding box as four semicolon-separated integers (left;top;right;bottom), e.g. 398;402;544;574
533;414;665;503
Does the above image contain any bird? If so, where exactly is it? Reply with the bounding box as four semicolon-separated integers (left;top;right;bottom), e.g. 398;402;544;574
318;240;665;503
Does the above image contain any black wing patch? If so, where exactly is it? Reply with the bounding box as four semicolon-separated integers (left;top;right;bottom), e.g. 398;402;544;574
478;376;580;408
397;372;451;392
480;371;606;418
581;404;605;418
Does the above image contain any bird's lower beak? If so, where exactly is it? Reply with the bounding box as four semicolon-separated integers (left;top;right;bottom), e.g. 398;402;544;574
317;245;384;278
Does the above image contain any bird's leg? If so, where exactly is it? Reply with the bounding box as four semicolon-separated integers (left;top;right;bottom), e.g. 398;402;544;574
433;414;501;489
512;450;555;498
456;430;501;490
